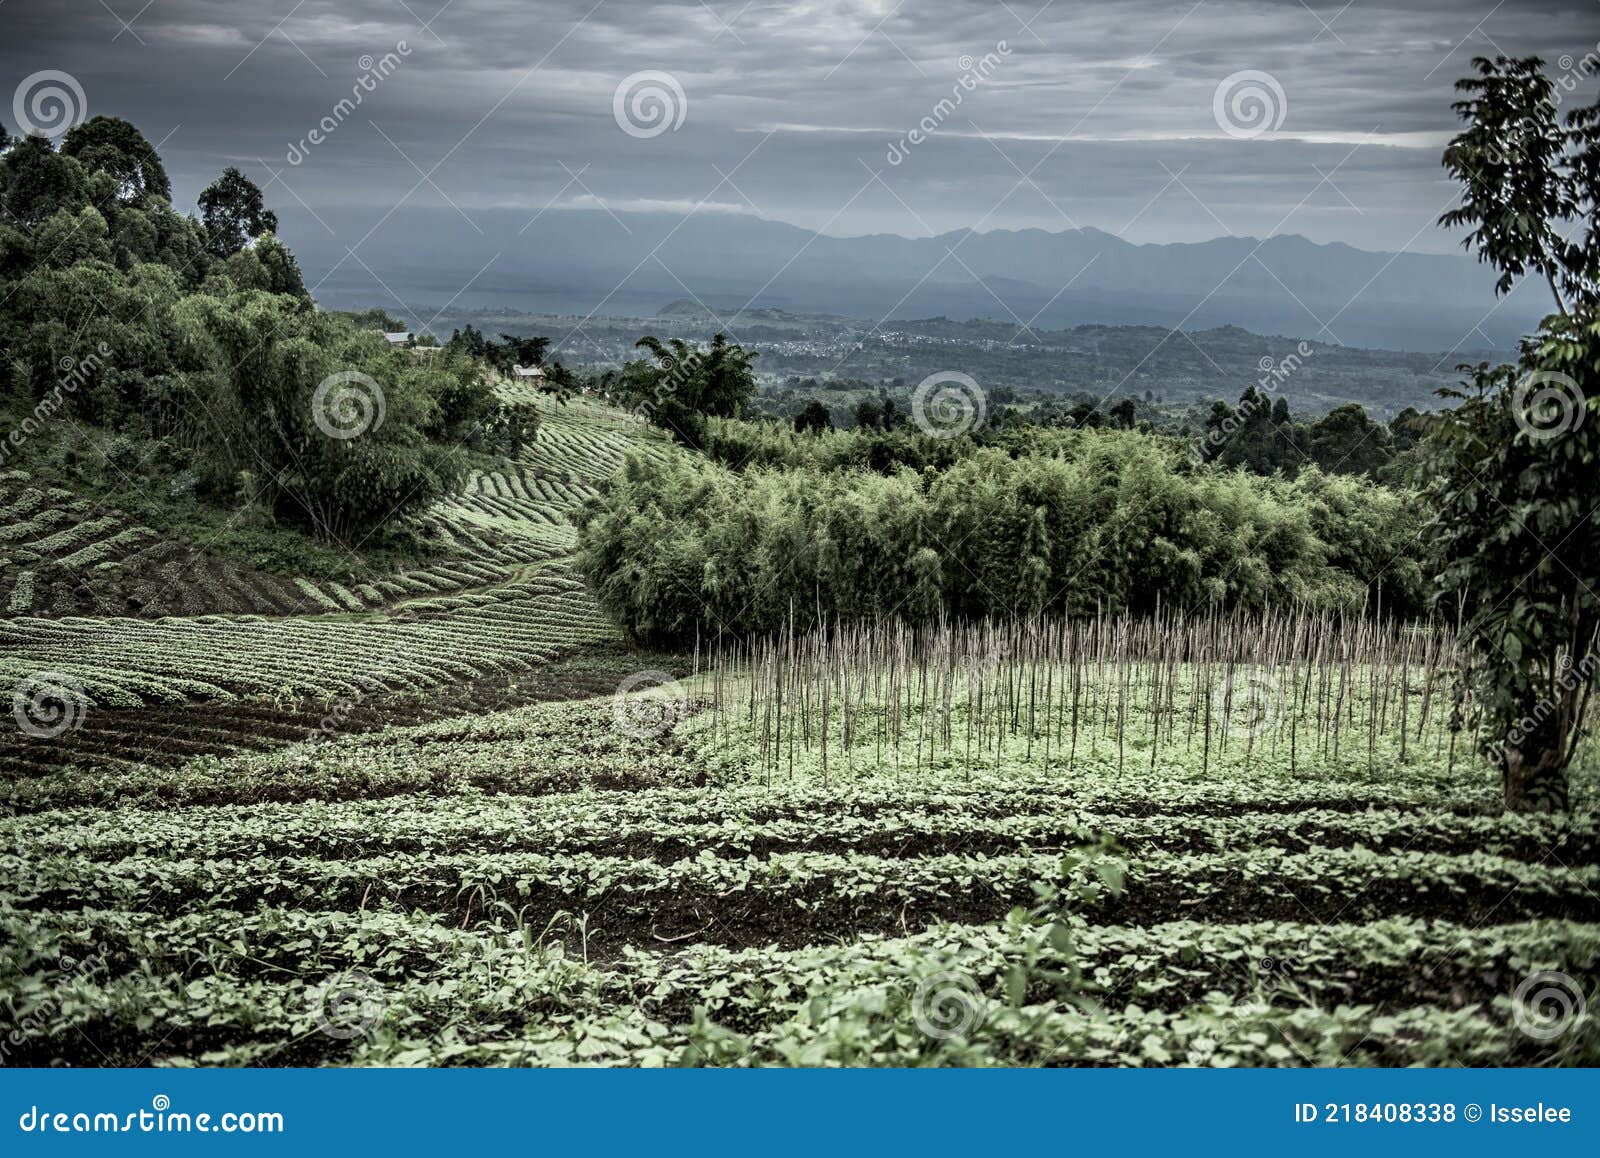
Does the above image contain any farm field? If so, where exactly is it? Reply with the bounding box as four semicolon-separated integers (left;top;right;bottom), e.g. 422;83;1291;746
0;398;676;775
3;608;1597;1066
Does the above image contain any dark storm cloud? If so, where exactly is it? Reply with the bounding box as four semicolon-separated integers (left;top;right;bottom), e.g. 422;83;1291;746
3;0;1599;249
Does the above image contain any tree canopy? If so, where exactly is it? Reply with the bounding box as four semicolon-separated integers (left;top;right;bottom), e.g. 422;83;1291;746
1423;56;1600;812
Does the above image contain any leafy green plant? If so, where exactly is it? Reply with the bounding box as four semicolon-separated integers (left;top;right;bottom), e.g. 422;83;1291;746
1424;57;1600;810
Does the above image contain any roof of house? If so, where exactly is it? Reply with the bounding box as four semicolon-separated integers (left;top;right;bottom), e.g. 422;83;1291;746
382;331;412;344
512;364;546;377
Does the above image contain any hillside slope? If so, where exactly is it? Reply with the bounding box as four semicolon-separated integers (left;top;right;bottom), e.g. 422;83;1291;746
0;395;675;773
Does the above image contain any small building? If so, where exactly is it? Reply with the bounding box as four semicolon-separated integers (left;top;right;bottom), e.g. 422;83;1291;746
512;365;546;381
383;331;412;346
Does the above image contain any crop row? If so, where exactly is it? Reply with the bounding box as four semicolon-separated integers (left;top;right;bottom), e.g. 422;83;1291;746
0;569;616;714
13;795;1595;865
6;845;1595;939
8;907;1592;1020
3;905;1592;1067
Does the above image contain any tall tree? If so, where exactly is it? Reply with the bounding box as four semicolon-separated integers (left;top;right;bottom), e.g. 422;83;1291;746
59;116;171;204
1424;56;1600;812
197;166;278;257
794;399;831;434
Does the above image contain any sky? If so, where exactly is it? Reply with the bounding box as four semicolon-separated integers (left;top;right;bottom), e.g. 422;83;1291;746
3;0;1599;255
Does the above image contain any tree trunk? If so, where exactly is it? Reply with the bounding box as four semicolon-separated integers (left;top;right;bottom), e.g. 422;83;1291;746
1500;714;1570;812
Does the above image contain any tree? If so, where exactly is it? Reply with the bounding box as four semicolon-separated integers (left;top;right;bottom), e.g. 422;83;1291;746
0;134;88;226
1422;56;1600;812
497;333;550;368
853;397;883;430
1304;403;1391;475
1441;56;1599;314
59;116;171;204
197;166;278;257
794;399;831;434
628;332;757;446
880;395;902;430
1108;397;1137;429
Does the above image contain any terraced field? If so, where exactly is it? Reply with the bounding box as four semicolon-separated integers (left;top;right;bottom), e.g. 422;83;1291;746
0;398;675;774
2;691;1595;1066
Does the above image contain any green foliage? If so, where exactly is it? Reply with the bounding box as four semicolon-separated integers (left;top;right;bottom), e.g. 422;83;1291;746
1423;56;1600;811
58;116;171;205
172;291;483;541
1420;315;1600;811
1441;56;1599;313
612;332;758;446
0;118;523;549
196;165;279;258
792;399;831;434
1;690;1592;1067
576;426;1423;643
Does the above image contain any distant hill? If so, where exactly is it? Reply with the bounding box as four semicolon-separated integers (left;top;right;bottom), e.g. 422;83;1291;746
279;207;1549;353
419;308;1490;419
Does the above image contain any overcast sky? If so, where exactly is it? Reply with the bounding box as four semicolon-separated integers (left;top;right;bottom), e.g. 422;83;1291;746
4;0;1599;253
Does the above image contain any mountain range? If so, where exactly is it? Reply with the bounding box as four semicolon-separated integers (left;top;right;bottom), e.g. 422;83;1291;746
279;207;1550;353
